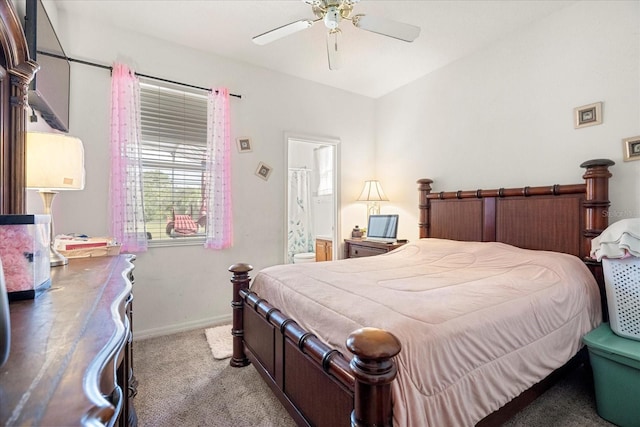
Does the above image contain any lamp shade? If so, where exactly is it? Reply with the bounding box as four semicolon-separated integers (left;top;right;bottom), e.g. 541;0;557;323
26;132;85;191
357;180;389;202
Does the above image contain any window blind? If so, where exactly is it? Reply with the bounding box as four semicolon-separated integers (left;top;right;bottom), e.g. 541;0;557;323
139;81;208;241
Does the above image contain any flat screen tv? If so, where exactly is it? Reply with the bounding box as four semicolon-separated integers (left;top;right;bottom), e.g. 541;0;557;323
24;0;70;132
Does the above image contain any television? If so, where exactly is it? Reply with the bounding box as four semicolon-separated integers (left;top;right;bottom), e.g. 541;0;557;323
365;214;399;243
24;0;70;132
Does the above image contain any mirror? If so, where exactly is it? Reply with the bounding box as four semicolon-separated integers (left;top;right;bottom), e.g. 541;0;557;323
285;133;340;264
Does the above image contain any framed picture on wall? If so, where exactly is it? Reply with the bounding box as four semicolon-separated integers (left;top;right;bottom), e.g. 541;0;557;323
236;137;252;153
574;102;602;129
255;162;273;181
623;136;640;162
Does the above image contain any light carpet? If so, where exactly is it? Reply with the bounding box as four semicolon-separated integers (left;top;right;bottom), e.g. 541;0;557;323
134;328;296;427
205;324;233;360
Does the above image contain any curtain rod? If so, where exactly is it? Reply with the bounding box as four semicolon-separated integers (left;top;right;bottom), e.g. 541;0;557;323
39;52;242;99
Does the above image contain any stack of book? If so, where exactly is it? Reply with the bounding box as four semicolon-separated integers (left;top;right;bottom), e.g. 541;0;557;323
55;235;121;258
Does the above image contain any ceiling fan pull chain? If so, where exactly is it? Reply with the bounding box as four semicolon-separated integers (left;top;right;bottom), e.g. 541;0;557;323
327;28;342;71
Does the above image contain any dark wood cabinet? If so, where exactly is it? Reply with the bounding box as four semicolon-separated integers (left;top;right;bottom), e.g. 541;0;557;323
0;255;137;426
315;238;333;261
344;238;406;258
0;1;39;215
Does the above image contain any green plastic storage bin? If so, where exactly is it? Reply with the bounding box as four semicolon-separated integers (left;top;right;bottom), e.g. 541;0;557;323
583;323;640;427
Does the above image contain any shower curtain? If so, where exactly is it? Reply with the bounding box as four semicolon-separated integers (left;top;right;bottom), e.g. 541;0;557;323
288;169;314;263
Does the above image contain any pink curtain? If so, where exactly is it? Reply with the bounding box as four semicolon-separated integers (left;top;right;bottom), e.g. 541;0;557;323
109;63;148;253
204;87;232;249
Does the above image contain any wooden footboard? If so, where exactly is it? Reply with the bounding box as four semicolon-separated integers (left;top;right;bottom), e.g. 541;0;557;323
229;263;401;427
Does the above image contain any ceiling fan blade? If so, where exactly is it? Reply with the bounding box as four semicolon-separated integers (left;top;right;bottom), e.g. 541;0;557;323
352;14;420;42
253;20;315;45
326;29;342;70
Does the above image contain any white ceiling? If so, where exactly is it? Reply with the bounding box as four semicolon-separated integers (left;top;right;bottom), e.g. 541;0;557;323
54;0;577;99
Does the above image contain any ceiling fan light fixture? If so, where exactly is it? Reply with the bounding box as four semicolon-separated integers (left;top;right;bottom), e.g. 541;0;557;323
323;6;341;29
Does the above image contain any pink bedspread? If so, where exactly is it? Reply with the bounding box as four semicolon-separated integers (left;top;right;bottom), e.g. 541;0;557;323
251;239;601;426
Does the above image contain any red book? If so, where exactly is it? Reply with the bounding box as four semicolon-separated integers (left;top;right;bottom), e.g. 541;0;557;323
62;242;108;250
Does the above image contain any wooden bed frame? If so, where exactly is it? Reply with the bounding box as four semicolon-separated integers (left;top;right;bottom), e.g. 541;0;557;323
229;158;614;427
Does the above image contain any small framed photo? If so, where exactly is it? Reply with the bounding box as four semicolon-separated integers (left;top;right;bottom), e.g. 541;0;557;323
574;102;602;129
236;137;252;153
623;135;640;162
255;162;273;181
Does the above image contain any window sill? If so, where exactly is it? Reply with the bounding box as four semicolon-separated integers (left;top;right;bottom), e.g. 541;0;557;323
148;237;205;248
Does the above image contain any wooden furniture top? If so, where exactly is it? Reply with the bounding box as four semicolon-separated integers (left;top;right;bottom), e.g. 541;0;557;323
0;255;134;426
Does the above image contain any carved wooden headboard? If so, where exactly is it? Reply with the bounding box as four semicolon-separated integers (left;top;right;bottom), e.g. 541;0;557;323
417;159;614;261
417;159;615;316
0;0;39;214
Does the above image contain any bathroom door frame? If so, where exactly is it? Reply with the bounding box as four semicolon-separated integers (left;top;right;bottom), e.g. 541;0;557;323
284;132;341;263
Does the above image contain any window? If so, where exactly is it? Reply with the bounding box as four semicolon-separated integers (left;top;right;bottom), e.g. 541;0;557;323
139;81;208;243
315;145;333;196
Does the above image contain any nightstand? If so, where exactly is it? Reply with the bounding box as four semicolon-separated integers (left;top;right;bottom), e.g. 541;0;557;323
344;238;406;259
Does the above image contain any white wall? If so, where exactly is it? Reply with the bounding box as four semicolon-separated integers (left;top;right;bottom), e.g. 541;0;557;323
375;0;640;242
40;15;375;338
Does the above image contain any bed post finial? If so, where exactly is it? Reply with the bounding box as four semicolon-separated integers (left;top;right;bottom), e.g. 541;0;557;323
347;327;401;427
417;179;433;239
229;263;253;368
580;159;614;260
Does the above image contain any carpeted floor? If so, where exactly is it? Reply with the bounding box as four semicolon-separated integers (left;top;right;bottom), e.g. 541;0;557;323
133;327;615;427
134;327;296;427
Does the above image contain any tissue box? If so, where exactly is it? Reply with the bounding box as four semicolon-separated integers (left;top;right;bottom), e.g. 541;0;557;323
0;215;51;301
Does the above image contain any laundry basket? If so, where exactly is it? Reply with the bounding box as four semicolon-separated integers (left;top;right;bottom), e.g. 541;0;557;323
602;257;640;341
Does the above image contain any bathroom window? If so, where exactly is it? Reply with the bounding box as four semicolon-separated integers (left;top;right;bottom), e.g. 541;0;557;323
315;145;333;196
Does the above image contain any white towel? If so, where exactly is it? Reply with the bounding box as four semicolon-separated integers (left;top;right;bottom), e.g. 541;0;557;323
591;218;640;261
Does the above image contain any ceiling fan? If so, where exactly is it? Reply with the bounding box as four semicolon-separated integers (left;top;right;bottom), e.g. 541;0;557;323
252;0;421;70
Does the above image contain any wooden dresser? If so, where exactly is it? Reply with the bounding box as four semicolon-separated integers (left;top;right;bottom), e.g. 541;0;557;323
344;238;406;258
0;255;137;427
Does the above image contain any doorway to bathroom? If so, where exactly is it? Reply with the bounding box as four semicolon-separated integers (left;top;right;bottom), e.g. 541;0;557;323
285;133;340;264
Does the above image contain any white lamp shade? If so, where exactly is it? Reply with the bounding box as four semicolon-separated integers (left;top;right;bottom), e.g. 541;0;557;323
26;132;85;191
357;180;389;202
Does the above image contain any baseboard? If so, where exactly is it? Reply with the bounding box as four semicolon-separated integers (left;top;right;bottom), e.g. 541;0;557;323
133;314;232;341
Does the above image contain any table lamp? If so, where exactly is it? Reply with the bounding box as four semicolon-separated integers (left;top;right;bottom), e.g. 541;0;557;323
26;132;85;267
357;180;388;222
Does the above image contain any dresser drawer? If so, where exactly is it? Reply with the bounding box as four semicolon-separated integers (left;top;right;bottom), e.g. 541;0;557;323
348;244;387;258
344;239;406;259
